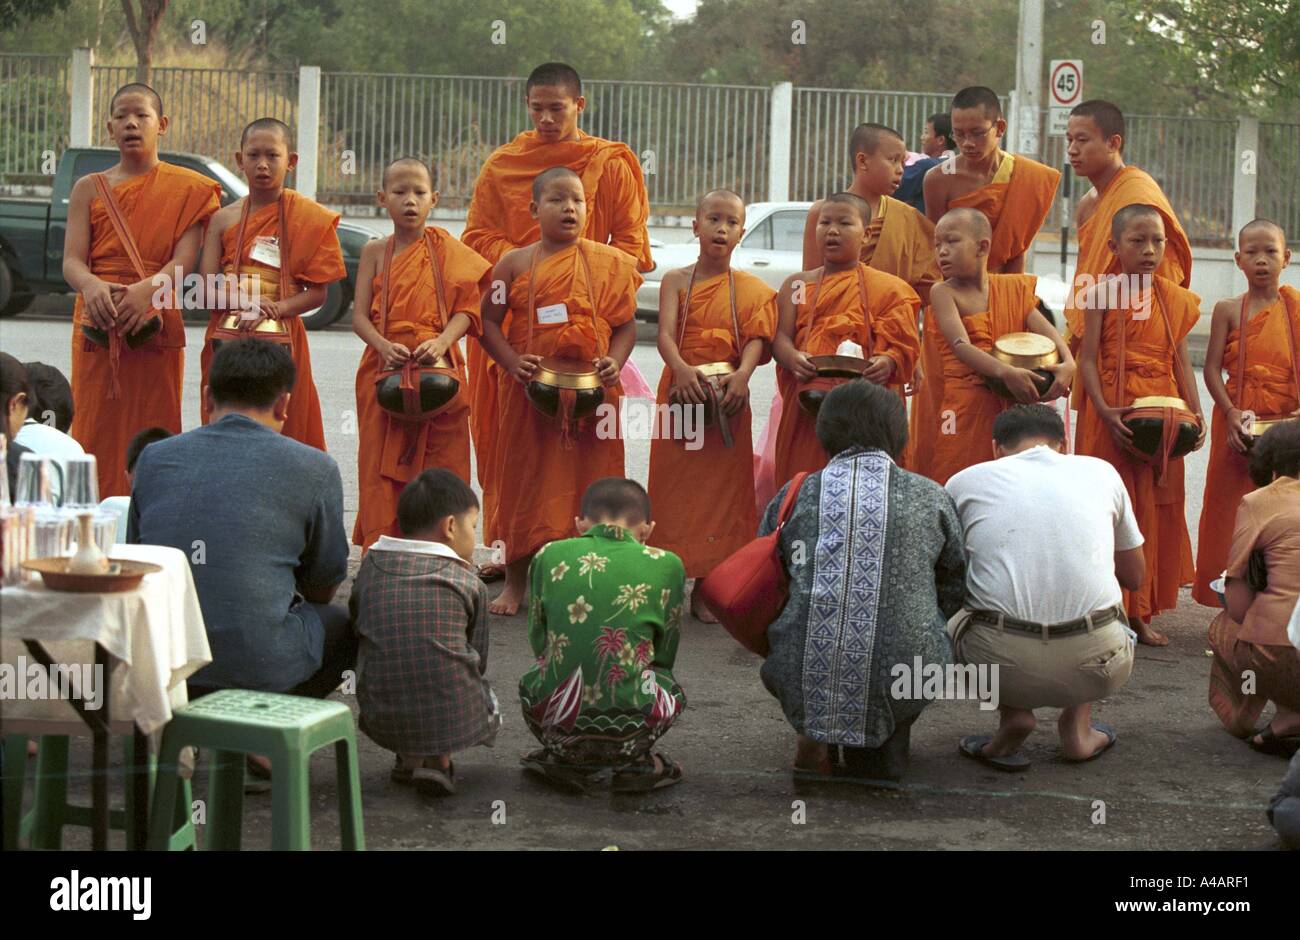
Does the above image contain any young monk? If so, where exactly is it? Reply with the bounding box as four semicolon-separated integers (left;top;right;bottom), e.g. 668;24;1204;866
198;117;345;450
64;83;221;497
801;123;940;303
1076;204;1205;645
773;192;921;487
646;189;777;622
478;166;641;615
351;158;492;550
462;62;652;569
1195;219;1298;607
924;87;1061;274
909;208;1074;484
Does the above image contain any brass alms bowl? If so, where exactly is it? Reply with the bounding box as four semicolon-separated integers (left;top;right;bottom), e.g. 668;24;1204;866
985;332;1059;400
526;356;605;419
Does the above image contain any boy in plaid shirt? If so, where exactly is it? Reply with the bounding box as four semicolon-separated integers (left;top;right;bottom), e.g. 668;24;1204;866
351;468;500;796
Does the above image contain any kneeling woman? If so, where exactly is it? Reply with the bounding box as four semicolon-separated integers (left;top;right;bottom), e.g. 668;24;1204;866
759;380;967;781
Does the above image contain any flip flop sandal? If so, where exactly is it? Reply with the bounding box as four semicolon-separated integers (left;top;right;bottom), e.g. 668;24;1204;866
520;750;599;794
611;752;684;793
959;734;1031;772
413;761;455;797
1064;722;1117;763
477;564;505;584
1248;725;1300;758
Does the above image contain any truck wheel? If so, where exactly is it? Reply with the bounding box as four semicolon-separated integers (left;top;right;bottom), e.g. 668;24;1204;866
302;280;347;331
0;263;34;317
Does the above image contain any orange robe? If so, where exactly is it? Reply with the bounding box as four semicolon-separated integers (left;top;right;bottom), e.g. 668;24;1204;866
1075;276;1200;621
492;239;642;563
909;274;1040;485
773;264;921;488
462;130;652;546
646;270;777;577
1194;285;1300;606
353;228;492;549
69;162;221;497
949;153;1061;272
862;195;941;303
199;190;345;450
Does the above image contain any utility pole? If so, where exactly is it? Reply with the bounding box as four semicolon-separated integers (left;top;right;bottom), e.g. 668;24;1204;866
1013;0;1044;158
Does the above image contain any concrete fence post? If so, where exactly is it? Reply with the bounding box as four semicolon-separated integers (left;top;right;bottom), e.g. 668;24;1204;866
296;65;322;200
1232;115;1259;240
70;47;94;148
768;82;793;202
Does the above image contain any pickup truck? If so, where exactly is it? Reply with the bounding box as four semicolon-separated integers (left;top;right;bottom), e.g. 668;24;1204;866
0;147;381;329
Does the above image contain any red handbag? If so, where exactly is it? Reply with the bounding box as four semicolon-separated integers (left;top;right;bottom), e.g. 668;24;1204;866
696;470;810;657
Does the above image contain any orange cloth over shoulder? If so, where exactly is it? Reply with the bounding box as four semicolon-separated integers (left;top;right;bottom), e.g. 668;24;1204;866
199;190;344;450
862;195;941;303
909;274;1040;484
949;153;1061;272
353;228;492;549
646;269;777;577
1194;285;1300;606
1075;275;1200;621
492;239;642;563
69;162;221;497
462;130;652;546
773;264;921;488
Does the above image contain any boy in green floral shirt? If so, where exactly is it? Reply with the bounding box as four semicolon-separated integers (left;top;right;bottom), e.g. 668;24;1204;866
520;477;687;793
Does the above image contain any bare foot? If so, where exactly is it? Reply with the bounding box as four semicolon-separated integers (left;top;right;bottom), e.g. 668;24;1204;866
490;583;524;616
1133;619;1169;646
1062;724;1113;760
690;589;719;623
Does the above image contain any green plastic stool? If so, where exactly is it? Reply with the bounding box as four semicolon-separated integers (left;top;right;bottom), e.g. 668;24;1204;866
1;733;195;851
148;689;365;851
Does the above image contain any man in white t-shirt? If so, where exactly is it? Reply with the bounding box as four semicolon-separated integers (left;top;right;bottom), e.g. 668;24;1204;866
945;404;1146;771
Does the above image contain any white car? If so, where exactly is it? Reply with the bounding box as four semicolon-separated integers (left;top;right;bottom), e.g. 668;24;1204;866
637;201;813;318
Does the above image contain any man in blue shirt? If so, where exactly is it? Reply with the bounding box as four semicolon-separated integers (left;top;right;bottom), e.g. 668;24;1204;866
896;112;954;214
129;339;353;697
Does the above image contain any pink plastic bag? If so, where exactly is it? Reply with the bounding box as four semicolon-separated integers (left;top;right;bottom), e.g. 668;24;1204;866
752;393;783;514
620;358;656;401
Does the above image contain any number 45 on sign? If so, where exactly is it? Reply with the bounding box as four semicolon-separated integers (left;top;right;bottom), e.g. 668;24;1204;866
1048;59;1083;138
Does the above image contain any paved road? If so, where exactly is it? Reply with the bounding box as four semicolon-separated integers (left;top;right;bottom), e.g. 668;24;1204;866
4;304;1286;851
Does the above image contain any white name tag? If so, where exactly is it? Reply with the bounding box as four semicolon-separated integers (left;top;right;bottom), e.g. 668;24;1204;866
249;235;281;269
536;302;569;325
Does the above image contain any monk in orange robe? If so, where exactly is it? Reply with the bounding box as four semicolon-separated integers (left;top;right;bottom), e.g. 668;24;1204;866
462;63;652;563
774;193;921;487
909;209;1074;484
479;167;641;614
351;158;492;549
1195;220;1298;606
64;83;221;497
1077;204;1205;645
198;118;344;450
645;190;777;621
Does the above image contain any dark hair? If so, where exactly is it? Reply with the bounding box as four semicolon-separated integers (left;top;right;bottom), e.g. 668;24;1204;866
580;477;651;524
823;191;873;227
22;362;74;433
126;427;173;474
1071;99;1125;151
397;468;479;536
383;155;437;189
527;62;582;98
952;86;1003;119
927;112;952;148
0;352;29;423
240;116;292;149
110;82;163;115
849;122;903;168
815;380;908;459
207;339;296;409
1110;203;1163;241
1248;418;1300;484
992;404;1065;448
532;165;582;201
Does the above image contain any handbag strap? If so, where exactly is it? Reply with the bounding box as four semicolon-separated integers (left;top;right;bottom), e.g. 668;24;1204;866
1234;293;1300;412
377;230;450;339
524;241;599;357
677;266;741;358
775;471;810;533
91;173;148;282
231;194;293;304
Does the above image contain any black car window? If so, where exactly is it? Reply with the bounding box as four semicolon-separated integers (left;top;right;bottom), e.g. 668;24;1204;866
71;151;118;182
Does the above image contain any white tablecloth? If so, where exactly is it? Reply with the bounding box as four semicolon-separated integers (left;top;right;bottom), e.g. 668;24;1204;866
0;544;211;735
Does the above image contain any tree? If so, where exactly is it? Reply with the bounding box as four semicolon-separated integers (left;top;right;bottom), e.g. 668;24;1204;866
120;0;168;82
0;0;71;31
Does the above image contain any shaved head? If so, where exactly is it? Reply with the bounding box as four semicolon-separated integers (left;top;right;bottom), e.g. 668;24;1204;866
697;188;744;214
110;82;162;115
849;122;904;167
1239;217;1286;246
527;62;582;99
939;206;992;242
240;117;292;149
1111;203;1164;241
1071;100;1125;151
532;165;582;201
383;156;435;188
823;191;873;227
952;86;1002;119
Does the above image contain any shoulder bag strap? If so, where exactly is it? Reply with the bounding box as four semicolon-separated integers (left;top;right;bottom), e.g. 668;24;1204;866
91;173;148;281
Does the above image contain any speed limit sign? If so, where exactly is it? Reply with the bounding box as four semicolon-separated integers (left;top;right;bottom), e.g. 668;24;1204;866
1048;59;1083;137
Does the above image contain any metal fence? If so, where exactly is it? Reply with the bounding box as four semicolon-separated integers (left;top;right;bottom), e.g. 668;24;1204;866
318;73;770;209
89;65;298;164
0;54;70;181
1259;121;1300;243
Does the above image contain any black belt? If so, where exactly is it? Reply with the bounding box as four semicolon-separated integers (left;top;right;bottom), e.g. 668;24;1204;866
967;605;1125;639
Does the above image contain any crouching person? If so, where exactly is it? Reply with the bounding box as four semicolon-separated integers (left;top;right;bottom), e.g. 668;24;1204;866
351;469;500;796
519;478;687;794
946;405;1142;770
